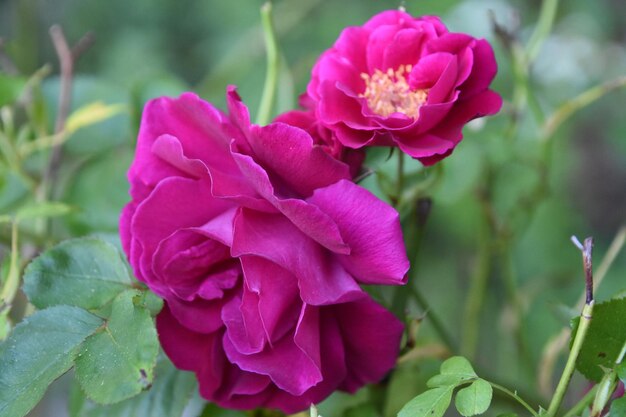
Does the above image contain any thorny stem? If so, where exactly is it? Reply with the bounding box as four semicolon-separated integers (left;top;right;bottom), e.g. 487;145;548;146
256;2;279;126
545;237;595;417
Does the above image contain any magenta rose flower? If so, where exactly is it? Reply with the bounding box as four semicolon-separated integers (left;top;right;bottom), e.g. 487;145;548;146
275;95;365;178
305;10;503;165
120;87;409;413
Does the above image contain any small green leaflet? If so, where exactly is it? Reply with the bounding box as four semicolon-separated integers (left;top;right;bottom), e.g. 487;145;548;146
454;379;493;417
398;386;455;417
69;354;196;417
427;356;478;388
399;357;493;417
23;237;135;311
610;397;626;417
74;290;160;404
0;306;103;417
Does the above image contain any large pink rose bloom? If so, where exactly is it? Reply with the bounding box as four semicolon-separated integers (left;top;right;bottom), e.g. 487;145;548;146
120;87;409;413
306;10;503;165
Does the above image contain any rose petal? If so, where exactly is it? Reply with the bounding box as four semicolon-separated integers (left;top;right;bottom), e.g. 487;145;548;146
231;209;363;305
308;180;409;285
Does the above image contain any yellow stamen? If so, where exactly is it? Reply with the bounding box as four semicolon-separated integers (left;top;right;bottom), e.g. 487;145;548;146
359;64;428;119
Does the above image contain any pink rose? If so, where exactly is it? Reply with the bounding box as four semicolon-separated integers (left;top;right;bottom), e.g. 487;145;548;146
305;10;503;165
120;87;409;413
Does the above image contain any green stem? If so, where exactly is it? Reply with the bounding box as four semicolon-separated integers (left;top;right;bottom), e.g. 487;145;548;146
562;385;598;417
542;76;626;139
461;222;492;360
525;0;559;63
490;382;539;417
407;284;457;353
0;222;20;312
396;151;405;203
545;301;595;417
255;2;279;126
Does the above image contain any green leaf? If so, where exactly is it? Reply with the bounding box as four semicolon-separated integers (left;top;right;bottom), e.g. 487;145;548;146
0;306;103;417
610;396;626;417
427;356;478;388
137;290;164;317
69;354;196;417
65;101;127;134
454;379;493;416
618;362;626;383
15;201;73;221
74;290;159;404
0;74;27;107
23;237;134;311
398;386;454;417
574;298;626;382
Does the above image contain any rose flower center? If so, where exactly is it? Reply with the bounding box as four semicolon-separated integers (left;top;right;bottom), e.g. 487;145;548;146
360;64;428;119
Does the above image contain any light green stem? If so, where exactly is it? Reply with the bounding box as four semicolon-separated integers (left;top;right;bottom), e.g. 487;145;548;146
0;222;20;311
542;76;626;139
255;2;279;126
490;382;539;417
545;302;595;417
461;224;491;359
525;0;559;62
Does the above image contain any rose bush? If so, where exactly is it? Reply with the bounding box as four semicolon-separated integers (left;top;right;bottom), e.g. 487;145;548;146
120;87;409;412
305;10;502;165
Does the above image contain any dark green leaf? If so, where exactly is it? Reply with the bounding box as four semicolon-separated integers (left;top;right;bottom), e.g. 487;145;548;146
344;403;380;417
69;354;196;417
23;237;134;311
427;356;478;388
0;306;102;417
199;403;249;417
574;298;626;381
454;379;493;416
398;386;454;417
74;290;159;404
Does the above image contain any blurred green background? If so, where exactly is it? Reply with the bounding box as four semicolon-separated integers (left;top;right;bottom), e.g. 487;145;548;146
1;0;625;416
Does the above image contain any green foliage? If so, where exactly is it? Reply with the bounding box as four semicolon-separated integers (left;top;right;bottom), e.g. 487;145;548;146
69;354;196;417
23;237;135;311
0;237;166;417
573;298;626;382
0;306;103;417
74;291;159;404
454;380;493;417
399;357;494;417
0;74;26;107
398;386;454;417
427;356;478;388
610;397;626;417
14;201;73;221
